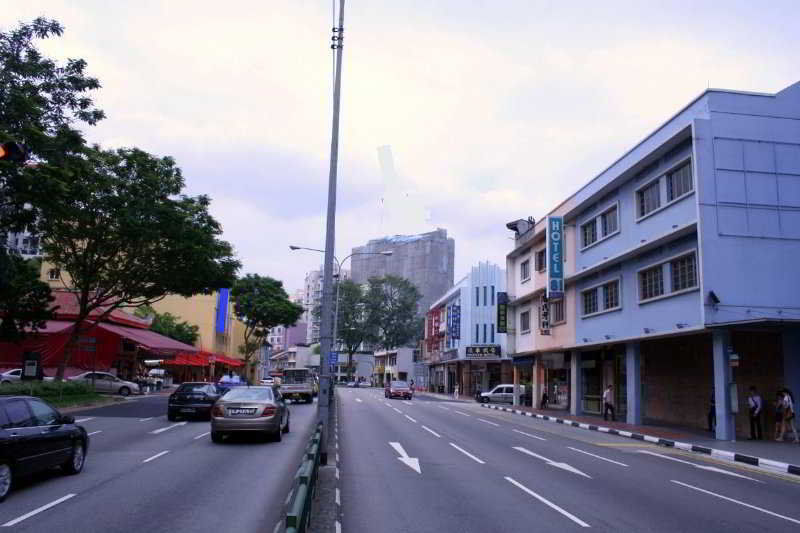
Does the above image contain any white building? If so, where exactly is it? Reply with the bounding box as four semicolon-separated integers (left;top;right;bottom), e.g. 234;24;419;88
302;267;350;345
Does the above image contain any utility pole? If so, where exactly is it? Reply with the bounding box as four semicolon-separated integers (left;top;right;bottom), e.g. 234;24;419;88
318;0;345;465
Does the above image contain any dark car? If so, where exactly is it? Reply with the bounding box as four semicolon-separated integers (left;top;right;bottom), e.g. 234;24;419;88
0;396;89;502
168;383;222;421
385;380;413;400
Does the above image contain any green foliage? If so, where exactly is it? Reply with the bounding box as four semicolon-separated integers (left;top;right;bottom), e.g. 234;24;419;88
335;279;370;379
231;274;304;367
363;275;422;352
0;380;94;397
134;305;199;346
0;250;55;341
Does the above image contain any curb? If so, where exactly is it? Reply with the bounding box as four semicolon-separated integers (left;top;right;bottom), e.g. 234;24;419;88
482;403;800;477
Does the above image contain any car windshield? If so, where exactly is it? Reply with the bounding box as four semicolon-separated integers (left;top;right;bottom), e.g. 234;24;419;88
177;384;208;393
283;370;309;384
391;381;408;388
222;387;273;402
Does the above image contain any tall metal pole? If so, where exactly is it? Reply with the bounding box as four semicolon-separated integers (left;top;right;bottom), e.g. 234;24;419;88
318;0;345;465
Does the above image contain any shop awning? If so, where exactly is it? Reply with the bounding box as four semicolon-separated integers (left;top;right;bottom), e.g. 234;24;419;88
214;354;244;367
95;322;198;355
512;355;536;366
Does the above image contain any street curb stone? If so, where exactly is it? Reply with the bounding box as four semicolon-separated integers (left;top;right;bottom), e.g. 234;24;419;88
482;403;800;478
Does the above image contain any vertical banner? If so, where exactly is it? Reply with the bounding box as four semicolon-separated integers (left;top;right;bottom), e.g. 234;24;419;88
216;288;230;334
451;305;461;339
496;292;508;333
547;216;564;299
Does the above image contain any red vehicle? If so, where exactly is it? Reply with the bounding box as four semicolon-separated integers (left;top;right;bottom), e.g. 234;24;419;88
385;380;413;400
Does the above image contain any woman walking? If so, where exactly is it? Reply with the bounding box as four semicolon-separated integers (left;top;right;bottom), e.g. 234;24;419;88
776;389;799;443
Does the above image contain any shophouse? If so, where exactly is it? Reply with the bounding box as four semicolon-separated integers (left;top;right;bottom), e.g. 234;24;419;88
373;347;414;387
506;80;800;439
425;262;510;397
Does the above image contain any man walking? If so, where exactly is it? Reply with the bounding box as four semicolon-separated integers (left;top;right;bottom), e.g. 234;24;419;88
603;384;615;422
748;386;763;440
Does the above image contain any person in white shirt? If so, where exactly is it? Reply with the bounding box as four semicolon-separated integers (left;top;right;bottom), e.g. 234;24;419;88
747;386;762;440
603;385;615;422
777;389;799;443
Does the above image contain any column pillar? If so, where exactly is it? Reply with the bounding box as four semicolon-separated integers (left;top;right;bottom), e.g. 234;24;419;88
626;342;642;425
713;330;734;440
782;328;800;402
531;357;540;410
513;365;520;406
570;351;582;416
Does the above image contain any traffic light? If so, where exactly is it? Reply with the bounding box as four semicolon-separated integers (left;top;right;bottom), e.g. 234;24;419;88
0;142;28;163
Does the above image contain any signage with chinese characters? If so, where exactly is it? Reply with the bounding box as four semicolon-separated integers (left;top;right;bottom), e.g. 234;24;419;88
496;292;508;333
448;305;461;340
547;216;564;298
466;345;501;359
539;295;550;335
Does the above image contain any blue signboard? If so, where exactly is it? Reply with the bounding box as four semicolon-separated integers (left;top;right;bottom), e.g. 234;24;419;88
215;288;230;333
449;305;461;340
329;351;339;372
547;216;564;298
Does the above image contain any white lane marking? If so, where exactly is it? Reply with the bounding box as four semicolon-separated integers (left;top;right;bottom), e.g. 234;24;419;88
139;417;153;422
449;442;485;464
336;488;341;505
403;401;413;406
505;477;590;528
455;411;470;417
671;480;800;525
638;450;762;482
513;447;591;478
568;447;628;467
2;494;77;527
87;430;102;436
336;521;342;533
75;417;94;423
194;432;210;440
438;406;450;411
405;415;417;423
422;425;441;438
142;450;170;463
284;489;294;506
273;521;282;533
355;398;362;403
150;421;187;434
384;402;392;407
393;407;402;414
513;429;546;441
335;467;340;479
477;418;500;427
389;442;422;474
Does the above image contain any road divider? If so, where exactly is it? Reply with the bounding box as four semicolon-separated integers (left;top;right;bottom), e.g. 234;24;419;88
285;422;323;533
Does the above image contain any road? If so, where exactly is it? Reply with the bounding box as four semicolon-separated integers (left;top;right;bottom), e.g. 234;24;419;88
0;394;319;532
339;387;800;533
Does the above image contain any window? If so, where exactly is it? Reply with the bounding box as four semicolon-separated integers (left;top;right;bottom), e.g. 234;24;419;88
48;268;60;281
667;163;693;201
520;260;530;281
491;324;495;343
483;286;487;306
475;287;479;306
475;324;479;343
582;290;598;315
601;206;618;237
637;181;661;218
581;220;597;248
535;249;546;272
28;399;59;426
551;299;565;324
639;265;664;300
491;286;495;305
602;280;620;310
4;400;34;428
670;253;697;292
483;324;487;343
520;311;531;333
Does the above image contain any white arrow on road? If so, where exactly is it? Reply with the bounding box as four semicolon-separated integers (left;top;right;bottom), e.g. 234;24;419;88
637;450;762;482
513;447;591;478
389;442;421;474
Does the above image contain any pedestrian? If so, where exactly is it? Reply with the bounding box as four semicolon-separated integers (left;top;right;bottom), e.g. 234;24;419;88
540;390;549;409
454;383;459;400
603;385;615;422
777;388;799;443
708;388;716;432
410;379;415;391
773;390;785;441
747;386;763;440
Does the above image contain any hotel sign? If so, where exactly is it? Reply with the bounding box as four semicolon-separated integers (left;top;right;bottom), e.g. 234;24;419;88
448;305;461;340
466;345;501;359
547;216;564;299
496;292;508;333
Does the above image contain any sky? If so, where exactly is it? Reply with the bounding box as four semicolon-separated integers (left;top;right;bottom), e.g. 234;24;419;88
6;1;800;294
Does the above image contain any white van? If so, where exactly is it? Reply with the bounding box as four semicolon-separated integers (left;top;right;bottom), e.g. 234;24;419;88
480;384;525;404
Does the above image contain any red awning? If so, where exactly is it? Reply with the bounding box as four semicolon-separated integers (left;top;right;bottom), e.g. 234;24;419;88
95;323;197;355
214;354;244;367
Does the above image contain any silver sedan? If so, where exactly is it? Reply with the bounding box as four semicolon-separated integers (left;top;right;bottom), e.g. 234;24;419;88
210;386;289;443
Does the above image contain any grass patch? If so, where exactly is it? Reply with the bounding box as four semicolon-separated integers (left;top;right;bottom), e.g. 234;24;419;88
0;381;104;408
47;393;105;408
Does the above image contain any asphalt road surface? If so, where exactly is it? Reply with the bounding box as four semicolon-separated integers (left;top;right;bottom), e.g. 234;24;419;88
0;394;318;532
338;387;800;533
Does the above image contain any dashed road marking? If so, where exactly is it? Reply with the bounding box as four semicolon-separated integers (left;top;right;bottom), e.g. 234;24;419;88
2;494;77;527
87;430;102;436
75;417;94;423
422;426;441;438
568;447;628;467
512;429;546;441
405;415;417;423
450;442;485;464
142;450;169;463
194;432;210;440
506;477;589;528
455;411;470;417
478;418;499;427
151;422;187;434
671;480;800;525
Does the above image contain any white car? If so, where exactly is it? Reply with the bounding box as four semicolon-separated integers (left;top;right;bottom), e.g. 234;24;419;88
69;372;140;396
260;377;275;386
480;384;525;404
0;369;22;384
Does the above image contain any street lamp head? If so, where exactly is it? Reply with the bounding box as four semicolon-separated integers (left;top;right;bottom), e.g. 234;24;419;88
289;245;301;251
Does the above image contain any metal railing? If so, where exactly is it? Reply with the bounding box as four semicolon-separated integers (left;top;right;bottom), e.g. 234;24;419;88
285;421;323;533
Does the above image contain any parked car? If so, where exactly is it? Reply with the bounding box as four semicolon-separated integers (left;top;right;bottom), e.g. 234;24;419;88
385;380;413;400
68;372;140;396
358;381;371;388
167;382;221;421
211;386;289;443
260;377;275;386
0;369;54;384
346;381;357;388
479;384;525;404
0;396;89;502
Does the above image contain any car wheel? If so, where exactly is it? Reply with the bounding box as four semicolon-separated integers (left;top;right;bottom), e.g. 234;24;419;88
283;413;290;434
167;411;177;421
211;431;223;443
62;441;86;475
118;386;130;397
0;463;11;502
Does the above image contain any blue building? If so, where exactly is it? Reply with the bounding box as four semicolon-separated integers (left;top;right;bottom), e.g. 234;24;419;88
507;80;800;439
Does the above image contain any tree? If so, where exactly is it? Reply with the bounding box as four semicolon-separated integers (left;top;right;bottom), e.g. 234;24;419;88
334;279;370;381
134;305;199;346
0;249;54;341
39;145;240;379
364;275;422;353
231;274;304;379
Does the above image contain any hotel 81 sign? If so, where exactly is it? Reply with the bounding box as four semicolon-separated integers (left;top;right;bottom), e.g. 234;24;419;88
547;216;564;298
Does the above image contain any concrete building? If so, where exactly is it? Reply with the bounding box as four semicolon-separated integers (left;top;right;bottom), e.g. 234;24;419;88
3;228;42;259
302;267;349;345
350;228;455;315
424;262;510;397
270;345;320;372
373;347;415;387
267;322;308;353
506;80;800;440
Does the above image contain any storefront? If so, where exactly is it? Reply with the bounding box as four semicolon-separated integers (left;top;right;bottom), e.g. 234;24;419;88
540;352;571;410
465;345;504;397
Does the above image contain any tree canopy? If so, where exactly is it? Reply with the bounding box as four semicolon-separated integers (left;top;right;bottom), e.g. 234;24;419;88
0;251;54;341
134;305;200;346
334;279;370;379
364;275;421;352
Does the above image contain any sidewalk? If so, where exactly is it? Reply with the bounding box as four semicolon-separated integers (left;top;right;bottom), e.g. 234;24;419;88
483;402;800;476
